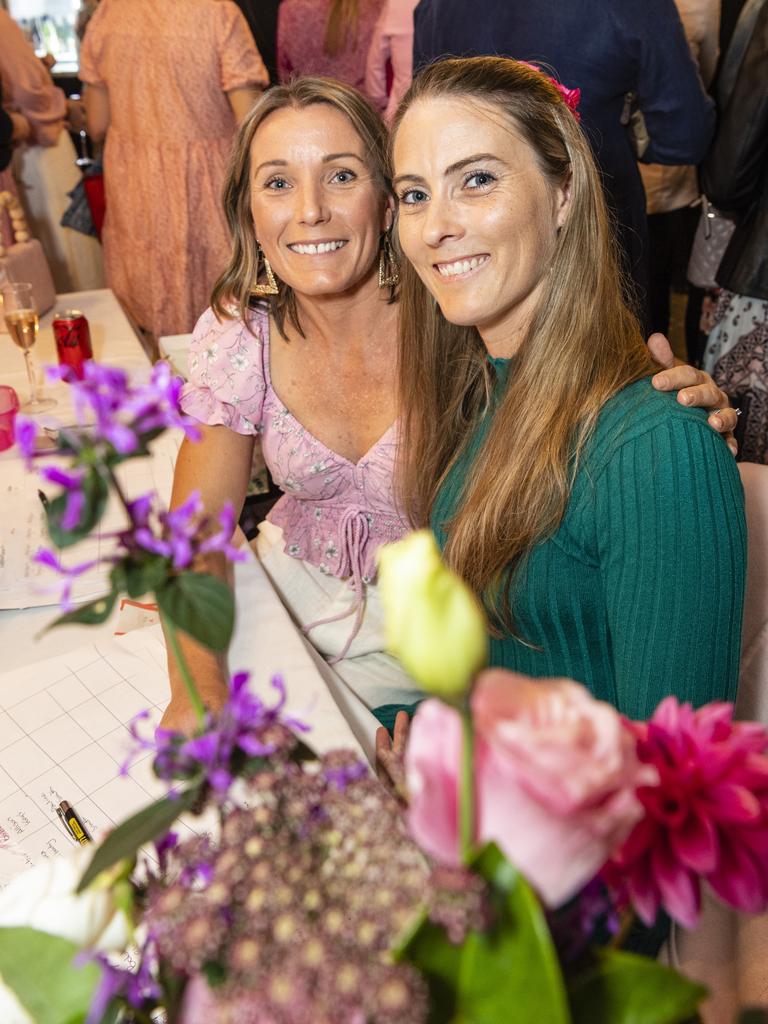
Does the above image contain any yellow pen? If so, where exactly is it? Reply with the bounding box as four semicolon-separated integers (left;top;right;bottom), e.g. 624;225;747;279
58;800;92;845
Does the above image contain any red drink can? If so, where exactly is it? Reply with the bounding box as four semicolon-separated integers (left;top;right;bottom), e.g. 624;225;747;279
52;309;93;380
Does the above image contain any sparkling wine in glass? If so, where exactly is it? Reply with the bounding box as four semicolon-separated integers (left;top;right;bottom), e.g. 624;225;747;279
2;281;56;413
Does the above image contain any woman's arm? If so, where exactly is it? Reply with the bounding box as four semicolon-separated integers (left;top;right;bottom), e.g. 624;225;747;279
596;413;746;721
226;86;260;123
84;83;110;144
160;425;255;734
364;7;391;114
0;11;67;145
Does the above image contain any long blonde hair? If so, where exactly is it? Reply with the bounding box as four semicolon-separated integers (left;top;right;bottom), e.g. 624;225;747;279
211;76;390;338
391;57;654;631
324;0;361;56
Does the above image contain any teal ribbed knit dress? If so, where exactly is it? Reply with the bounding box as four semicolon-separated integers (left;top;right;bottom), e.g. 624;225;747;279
430;363;747;720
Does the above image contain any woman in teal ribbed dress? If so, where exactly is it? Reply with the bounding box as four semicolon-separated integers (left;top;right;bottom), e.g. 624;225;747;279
389;57;746;724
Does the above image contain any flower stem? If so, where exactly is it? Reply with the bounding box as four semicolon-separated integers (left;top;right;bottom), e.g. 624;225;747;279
610;908;636;950
105;462;132;518
162;614;206;728
459;700;475;865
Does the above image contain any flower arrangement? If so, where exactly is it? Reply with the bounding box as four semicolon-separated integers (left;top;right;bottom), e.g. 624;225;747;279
1;364;767;1024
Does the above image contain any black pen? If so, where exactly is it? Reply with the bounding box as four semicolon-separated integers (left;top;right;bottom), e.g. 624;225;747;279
58;800;92;845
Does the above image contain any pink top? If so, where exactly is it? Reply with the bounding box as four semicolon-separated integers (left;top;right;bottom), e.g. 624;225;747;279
180;306;406;592
364;0;418;123
0;11;67;146
277;0;383;95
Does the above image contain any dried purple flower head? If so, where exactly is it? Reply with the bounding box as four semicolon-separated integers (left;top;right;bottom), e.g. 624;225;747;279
426;866;494;945
145;752;431;1023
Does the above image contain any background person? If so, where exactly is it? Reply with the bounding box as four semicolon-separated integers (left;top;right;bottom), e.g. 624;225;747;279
411;0;716;322
0;8;103;290
701;0;768;463
640;0;721;337
79;0;268;343
364;0;419;123
277;0;382;96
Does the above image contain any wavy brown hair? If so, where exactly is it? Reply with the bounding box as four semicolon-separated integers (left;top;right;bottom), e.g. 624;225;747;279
211;76;390;338
324;0;360;56
391;57;655;631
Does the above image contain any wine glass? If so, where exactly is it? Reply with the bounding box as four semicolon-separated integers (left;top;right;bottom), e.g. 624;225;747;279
2;281;56;413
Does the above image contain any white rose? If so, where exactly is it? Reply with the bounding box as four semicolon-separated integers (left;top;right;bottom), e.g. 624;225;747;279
0;846;130;952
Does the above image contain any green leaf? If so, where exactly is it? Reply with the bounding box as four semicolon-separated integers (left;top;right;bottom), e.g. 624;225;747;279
399;843;570;1024
569;949;707;1024
458;845;570;1024
156;572;234;652
47;590;118;629
0;927;100;1024
397;910;463;1024
123;557;171;599
46;469;109;548
77;786;200;893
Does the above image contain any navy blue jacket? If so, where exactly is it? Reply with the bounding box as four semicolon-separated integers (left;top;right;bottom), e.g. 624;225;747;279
413;0;716;312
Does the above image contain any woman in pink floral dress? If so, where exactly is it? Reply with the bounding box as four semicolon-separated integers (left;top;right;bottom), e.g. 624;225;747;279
79;0;268;338
277;0;383;96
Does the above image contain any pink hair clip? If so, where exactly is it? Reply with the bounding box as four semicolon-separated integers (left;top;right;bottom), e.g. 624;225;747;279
519;61;582;122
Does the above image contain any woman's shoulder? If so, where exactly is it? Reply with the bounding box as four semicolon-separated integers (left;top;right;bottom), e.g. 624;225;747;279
585;377;730;479
191;304;269;349
596;376;711;441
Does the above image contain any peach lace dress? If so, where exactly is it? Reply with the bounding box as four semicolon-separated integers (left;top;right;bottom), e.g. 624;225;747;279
79;0;268;337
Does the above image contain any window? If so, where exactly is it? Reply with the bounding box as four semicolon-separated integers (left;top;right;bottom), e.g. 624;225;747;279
8;0;81;75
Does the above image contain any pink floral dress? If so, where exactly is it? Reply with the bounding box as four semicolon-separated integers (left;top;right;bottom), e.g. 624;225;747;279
79;0;268;337
180;305;406;600
277;0;383;96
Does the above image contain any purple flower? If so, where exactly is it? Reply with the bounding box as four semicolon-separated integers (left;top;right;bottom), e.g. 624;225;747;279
34;547;101;611
14;416;38;467
154;830;179;874
125;672;309;799
39;466;88;530
43;359;200;457
127;492;245;573
83;942;161;1024
199;503;248;564
123;712;199;781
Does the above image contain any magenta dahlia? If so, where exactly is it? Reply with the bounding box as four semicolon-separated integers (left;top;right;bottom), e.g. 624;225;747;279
608;697;768;929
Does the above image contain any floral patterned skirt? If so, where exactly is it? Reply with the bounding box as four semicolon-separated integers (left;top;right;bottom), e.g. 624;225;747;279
703;290;768;464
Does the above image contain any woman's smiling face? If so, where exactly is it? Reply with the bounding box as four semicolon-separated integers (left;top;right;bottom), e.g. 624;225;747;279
393;95;570;354
250;103;391;299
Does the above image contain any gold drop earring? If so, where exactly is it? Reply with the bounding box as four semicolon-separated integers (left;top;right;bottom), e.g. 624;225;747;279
378;231;400;288
251;243;279;296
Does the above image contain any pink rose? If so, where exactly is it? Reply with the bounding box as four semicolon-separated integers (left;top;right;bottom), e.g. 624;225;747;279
406;670;652;908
